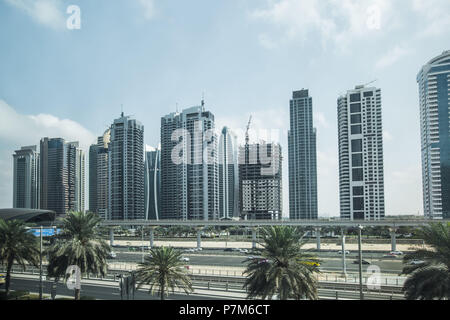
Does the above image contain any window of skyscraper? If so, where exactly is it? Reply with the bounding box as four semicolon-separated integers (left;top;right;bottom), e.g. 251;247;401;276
350;93;361;102
353;197;364;210
350;103;361;113
352;153;363;167
351;125;362;134
351;114;362;124
351;139;363;153
352;168;364;181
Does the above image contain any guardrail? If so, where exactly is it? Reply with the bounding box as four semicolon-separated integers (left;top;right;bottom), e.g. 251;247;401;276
2;264;406;288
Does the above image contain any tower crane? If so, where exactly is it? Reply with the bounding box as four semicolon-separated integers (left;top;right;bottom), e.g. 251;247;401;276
245;116;252;146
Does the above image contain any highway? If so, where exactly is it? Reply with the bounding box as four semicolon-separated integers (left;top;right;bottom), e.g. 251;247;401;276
110;249;405;274
8;277;234;300
7;276;404;300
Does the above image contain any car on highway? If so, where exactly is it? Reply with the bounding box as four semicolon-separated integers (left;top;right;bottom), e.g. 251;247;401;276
224;248;233;252
338;250;350;254
181;257;190;262
390;251;404;256
0;274;5;286
409;260;425;265
302;261;320;267
353;260;370;265
239;249;249;254
108;252;117;259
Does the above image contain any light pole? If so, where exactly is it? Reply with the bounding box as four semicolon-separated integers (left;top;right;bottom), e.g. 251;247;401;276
141;226;145;263
26;225;56;300
357;225;364;300
39;226;43;300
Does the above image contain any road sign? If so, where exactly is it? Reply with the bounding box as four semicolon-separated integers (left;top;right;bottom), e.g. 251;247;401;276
28;228;61;237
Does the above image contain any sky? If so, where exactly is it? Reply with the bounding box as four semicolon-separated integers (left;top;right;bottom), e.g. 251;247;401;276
0;0;449;217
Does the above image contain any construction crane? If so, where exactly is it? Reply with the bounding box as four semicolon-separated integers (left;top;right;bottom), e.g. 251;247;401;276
245;116;252;146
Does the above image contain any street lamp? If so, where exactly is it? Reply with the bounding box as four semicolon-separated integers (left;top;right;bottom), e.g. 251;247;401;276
357;225;364;300
26;225;57;300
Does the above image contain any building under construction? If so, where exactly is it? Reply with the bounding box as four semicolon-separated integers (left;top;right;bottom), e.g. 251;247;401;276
239;141;283;220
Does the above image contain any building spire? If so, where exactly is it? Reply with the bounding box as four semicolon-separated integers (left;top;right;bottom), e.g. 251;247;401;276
121;104;124;117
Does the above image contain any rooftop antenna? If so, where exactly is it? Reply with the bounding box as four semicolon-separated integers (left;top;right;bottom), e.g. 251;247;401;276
176;102;179;113
121;104;124;117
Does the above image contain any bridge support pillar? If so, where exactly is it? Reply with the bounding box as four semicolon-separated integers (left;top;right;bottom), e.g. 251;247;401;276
109;228;114;247
390;228;398;252
149;227;157;249
341;228;347;278
196;228;203;249
315;228;321;251
252;227;258;250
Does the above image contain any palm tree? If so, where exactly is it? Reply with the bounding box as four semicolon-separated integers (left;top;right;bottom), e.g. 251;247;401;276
134;246;193;300
46;211;111;300
401;223;450;300
0;219;40;297
243;226;320;300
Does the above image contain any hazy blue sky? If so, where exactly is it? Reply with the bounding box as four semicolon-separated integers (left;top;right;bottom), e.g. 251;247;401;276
1;0;449;217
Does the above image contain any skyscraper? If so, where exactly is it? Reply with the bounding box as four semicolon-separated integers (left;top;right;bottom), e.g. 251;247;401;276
89;143;98;214
145;145;161;220
89;129;110;219
13;146;40;209
417;50;450;220
160;104;219;220
239;142;282;220
40;138;85;215
337;85;385;220
218;127;239;219
67;142;85;213
108;114;145;220
288;89;318;220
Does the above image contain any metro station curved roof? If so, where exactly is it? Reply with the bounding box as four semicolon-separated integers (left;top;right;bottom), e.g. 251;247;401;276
0;208;56;224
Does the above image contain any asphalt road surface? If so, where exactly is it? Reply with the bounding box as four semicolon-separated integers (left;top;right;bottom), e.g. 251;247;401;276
109;250;405;274
8;277;229;300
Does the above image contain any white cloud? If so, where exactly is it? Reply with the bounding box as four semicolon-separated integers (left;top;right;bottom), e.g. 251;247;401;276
4;0;66;30
251;0;450;50
0;100;96;208
412;0;450;37
0;100;95;155
383;130;393;142
138;0;156;20
314;112;329;129
376;45;410;69
258;34;278;50
251;0;394;50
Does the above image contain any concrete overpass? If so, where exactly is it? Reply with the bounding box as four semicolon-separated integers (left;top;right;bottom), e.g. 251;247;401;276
99;218;447;228
100;218;449;253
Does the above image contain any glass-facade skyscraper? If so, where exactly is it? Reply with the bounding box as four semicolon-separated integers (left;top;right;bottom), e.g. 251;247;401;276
13;146;40;209
417;50;450;219
108;114;145;220
288;89;318;220
89;129;110;219
218;127;239;220
337;85;385;221
160;105;219;220
40;138;85;215
145;145;161;220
